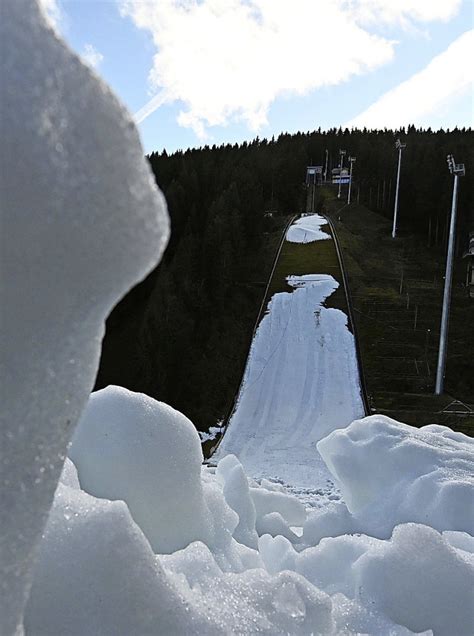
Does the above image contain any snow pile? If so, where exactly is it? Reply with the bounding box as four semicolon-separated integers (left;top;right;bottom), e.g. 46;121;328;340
25;460;209;635
286;214;331;243
262;523;474;635
27;390;336;635
214;273;365;500
215;454;259;549
1;1;168;633
27;390;474;635
317;415;474;538
69;387;213;554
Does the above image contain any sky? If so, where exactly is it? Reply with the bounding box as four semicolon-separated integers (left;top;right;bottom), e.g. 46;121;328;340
41;0;473;155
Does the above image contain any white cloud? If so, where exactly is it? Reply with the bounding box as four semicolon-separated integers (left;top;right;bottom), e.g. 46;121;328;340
121;0;396;136
38;0;62;29
82;44;105;69
342;0;463;28
346;30;474;130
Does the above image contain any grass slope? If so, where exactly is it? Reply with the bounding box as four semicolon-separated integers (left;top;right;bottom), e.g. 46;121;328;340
321;187;474;436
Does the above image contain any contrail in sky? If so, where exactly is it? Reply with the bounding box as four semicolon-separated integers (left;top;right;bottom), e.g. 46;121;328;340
134;91;167;124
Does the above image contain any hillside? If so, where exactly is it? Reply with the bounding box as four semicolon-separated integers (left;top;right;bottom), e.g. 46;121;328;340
320;188;474;435
96;127;473;438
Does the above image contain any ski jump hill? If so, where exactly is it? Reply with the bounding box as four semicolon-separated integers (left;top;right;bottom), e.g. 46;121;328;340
212;214;367;505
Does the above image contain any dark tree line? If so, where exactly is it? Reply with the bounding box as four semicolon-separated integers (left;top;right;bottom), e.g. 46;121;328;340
95;127;473;431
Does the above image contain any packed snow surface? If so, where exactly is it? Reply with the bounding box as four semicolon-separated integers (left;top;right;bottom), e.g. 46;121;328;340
286;214;331;243
213;270;365;503
1;1;168;633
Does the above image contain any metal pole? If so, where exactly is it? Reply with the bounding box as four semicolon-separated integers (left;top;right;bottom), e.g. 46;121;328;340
347;157;356;204
392;145;403;238
338;167;342;200
347;161;353;204
324;149;328;182
435;173;459;395
337;150;345;199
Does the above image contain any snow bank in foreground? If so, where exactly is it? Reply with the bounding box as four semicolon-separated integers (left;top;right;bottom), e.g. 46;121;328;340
26;389;474;635
0;1;168;633
25;461;209;635
70;387;212;554
317;415;474;538
286;214;331;243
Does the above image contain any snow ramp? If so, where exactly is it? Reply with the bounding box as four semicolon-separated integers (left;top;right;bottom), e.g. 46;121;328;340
212;214;366;504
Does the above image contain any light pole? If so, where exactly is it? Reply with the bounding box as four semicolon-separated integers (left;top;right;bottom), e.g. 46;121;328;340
435;155;465;395
347;156;356;205
392;138;406;238
337;149;346;199
324;149;329;183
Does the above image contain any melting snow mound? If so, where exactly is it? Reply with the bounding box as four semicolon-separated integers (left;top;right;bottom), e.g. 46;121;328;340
69;387;212;554
317;415;474;538
24;389;474;635
286;214;331;243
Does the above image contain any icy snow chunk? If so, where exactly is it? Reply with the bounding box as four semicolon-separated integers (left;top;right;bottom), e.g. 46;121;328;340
250;485;307;527
160;541;225;589
330;593;427;636
69;386;211;554
59;458;81;490
258;534;297;575
202;477;263;573
216;455;259;549
353;524;474;635
302;501;358;547
295;533;375;598
443;530;474;554
293;523;474;635
163;546;334;635
256;512;299;542
1;1;168;632
286;214;331;243
25;482;210;635
317;415;474;535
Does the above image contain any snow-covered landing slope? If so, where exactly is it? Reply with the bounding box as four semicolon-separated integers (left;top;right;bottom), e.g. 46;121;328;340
213;216;365;504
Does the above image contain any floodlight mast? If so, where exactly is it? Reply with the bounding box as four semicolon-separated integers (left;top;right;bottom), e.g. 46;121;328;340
337;149;346;199
435;155;465;395
347;156;356;204
392;139;406;238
